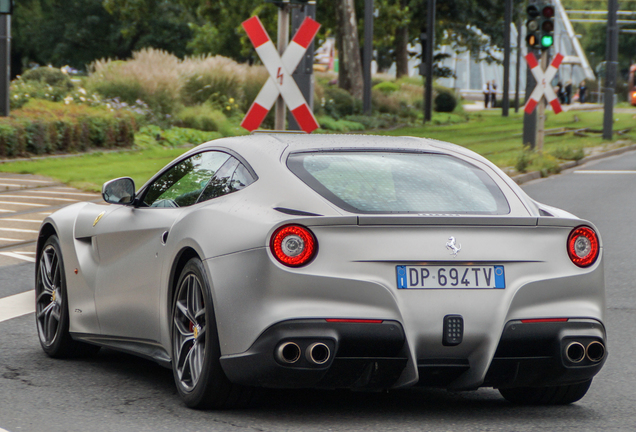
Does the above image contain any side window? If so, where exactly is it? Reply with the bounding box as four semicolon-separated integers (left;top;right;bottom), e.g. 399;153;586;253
196;157;256;204
143;151;230;208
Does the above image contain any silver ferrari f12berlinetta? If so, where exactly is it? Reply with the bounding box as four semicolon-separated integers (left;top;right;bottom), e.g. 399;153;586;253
35;133;606;408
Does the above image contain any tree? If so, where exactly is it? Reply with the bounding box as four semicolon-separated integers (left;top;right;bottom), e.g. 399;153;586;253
11;0;192;74
335;0;364;99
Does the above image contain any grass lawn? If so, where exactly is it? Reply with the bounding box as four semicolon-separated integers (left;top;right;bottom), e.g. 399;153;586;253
0;147;187;192
377;109;636;168
0;108;634;191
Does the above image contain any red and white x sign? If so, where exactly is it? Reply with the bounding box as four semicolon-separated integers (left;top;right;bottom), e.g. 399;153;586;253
241;16;321;133
524;52;564;115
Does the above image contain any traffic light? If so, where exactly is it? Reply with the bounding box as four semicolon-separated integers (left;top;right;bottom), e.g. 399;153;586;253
539;3;555;49
525;3;541;48
526;2;554;50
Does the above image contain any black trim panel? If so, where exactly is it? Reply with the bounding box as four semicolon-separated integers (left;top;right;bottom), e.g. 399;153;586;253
70;333;171;368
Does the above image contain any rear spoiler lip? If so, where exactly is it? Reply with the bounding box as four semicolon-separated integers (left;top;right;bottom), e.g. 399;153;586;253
280;215;589;228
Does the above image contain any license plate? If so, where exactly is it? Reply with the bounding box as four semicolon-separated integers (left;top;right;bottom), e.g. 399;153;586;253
396;265;505;289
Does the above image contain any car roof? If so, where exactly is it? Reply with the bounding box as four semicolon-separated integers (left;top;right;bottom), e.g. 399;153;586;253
198;132;484;160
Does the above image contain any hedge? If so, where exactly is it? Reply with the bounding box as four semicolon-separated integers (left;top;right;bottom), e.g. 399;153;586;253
0;100;138;159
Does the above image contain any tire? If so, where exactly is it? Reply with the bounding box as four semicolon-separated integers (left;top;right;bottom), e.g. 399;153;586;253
499;379;592;405
35;235;100;358
171;257;251;409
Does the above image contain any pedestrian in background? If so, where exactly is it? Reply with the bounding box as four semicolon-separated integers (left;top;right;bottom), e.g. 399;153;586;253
556;82;564;104
490;80;497;108
579;81;587;104
565;81;572;105
483;81;490;108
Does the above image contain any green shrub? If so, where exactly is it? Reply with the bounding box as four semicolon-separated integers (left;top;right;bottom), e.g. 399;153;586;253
373;81;400;94
344;114;398;129
135;125;223;148
240;66;269;112
515;149;562;176
515;149;533;173
434;91;457;112
174;105;230;132
10;78;74;109
317;116;365;132
21;67;74;91
0;100;138;159
322;86;362;118
372;89;401;115
180;57;245;106
87;49;181;119
550;146;585;161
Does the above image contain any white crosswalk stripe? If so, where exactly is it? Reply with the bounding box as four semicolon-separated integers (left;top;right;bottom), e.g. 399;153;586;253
0;290;35;323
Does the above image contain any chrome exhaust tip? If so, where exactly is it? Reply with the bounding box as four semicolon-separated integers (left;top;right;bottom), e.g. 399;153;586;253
306;342;330;365
565;341;586;363
586;341;606;362
276;342;301;364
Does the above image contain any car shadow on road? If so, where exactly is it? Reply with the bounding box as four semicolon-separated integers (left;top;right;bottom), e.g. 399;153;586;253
83;348;596;424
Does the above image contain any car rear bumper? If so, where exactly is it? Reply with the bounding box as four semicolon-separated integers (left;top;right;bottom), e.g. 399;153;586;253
220;319;409;389
220;318;606;390
484;318;607;388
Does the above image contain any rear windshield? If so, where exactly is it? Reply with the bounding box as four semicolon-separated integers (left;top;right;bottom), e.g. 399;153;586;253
287;151;510;214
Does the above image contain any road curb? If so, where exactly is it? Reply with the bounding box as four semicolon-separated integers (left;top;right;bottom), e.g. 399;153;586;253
512;143;636;185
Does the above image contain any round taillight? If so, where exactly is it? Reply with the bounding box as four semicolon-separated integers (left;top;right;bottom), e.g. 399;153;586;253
270;225;317;267
567;226;599;268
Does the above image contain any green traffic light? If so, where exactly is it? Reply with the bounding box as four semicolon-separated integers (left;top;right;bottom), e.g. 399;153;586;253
541;34;553;48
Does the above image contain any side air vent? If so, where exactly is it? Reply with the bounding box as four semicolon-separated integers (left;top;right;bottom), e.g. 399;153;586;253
274;207;322;217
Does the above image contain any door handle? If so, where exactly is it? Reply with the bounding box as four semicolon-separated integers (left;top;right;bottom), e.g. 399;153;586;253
161;231;169;245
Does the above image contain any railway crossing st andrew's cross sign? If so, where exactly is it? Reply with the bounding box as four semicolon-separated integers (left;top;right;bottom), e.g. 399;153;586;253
524;52;564;115
241;16;321;133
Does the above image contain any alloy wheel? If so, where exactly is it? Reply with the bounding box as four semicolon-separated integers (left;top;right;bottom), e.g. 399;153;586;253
36;244;63;347
173;273;207;392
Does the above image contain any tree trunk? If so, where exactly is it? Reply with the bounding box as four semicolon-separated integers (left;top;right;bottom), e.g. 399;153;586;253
335;0;363;100
395;24;409;79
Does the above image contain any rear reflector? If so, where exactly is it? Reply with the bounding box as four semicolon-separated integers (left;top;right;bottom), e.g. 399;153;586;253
520;318;569;323
325;319;384;324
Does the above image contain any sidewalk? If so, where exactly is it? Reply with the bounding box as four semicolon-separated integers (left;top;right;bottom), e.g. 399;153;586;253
463;101;603;112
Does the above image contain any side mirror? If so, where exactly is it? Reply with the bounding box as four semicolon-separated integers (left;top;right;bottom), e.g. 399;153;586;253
102;177;136;205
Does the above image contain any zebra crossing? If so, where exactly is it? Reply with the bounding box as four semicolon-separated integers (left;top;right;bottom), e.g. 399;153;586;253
0;173;100;266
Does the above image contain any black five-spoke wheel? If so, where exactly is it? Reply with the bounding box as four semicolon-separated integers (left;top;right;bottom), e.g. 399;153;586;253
171;257;250;409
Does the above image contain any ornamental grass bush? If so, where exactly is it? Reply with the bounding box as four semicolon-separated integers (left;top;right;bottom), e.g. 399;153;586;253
87;50;181;119
0;100;138;159
86;49;268;121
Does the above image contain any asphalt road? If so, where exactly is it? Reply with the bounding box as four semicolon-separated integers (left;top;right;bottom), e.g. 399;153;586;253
1;153;636;431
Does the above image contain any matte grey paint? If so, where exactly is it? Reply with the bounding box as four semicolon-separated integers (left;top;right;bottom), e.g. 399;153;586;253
39;134;605;390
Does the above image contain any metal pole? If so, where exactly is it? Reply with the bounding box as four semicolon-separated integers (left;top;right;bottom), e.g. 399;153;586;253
288;3;316;131
275;4;290;131
424;0;435;123
502;0;512;116
514;18;522;113
0;15;10;117
603;0;618;140
536;50;548;152
522;49;537;149
363;0;373;115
